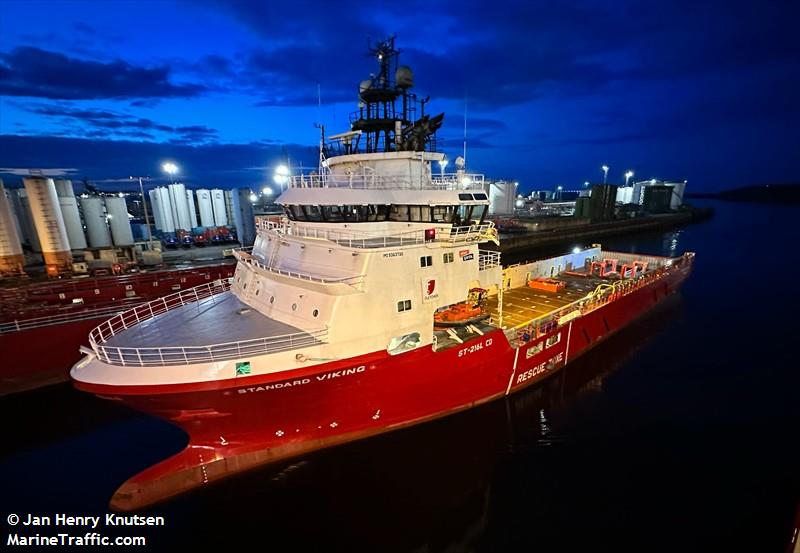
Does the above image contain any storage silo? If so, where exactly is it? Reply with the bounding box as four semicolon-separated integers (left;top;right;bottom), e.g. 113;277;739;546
486;181;516;215
54;179;87;250
196;189;215;227
231;188;256;247
667;181;686;210
224;190;235;226
23;176;73;274
0;179;25;276
168;183;191;230
11;189;42;252
186;189;198;228
79;196;113;248
211;188;227;226
105;196;134;246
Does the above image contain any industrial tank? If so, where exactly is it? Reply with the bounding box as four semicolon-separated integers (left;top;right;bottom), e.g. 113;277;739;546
54;179;87;250
0;179;25;275
23;176;73;275
168;183;191;230
211;188;227;226
186;189;198;228
79;196;113;248
11;189;42;252
105;196;134;246
231;188;255;247
149;187;175;232
486;181;516;215
196;189;215;227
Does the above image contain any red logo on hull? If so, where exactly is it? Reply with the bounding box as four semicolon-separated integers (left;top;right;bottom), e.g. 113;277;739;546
426;279;436;295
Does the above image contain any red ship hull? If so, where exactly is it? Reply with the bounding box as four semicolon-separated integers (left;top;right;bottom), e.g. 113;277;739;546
75;260;692;511
0;263;235;395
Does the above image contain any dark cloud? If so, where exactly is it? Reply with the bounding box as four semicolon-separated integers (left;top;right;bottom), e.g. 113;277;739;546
0;134;317;188
0;47;205;99
16;103;219;143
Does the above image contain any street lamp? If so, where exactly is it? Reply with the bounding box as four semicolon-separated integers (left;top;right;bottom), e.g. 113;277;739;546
162;162;178;184
273;164;290;190
557;185;563;201
261;186;273;196
249;193;258;203
584;181;590;188
625;170;634;187
602;165;609;184
439;158;448;178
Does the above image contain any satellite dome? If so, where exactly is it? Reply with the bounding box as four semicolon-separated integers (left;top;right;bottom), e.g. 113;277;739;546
395;65;414;88
359;79;373;95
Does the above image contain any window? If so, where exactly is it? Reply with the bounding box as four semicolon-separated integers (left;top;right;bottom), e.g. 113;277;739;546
545;333;561;348
526;341;544;359
443;252;454;263
420;256;433;267
312;309;319;317
397;299;412;312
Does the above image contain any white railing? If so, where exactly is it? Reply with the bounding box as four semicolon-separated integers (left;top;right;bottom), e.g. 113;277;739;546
0;304;129;335
234;250;365;288
88;279;327;366
478;250;501;271
256;218;498;249
289;171;485;191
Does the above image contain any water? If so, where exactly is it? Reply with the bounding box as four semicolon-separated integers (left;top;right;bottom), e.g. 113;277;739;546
1;200;798;552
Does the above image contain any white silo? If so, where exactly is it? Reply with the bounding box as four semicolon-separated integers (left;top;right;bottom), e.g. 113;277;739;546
196;189;215;227
105;196;134;246
11;189;42;252
0;179;25;275
23;176;73;274
54;179;87;250
487;181;516;215
148;189;163;231
80;196;113;248
155;186;176;232
168;183;191;230
186;189;198;228
667;181;686;210
211;188;227;226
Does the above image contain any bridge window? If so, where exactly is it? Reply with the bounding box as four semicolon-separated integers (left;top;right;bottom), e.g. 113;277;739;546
420;255;433;267
397;299;412;312
443;252;454;263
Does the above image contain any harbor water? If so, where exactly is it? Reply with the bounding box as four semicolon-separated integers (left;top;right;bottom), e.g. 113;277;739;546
1;199;798;552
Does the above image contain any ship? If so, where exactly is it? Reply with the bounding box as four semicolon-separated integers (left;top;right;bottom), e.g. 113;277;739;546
71;37;695;511
0;261;235;395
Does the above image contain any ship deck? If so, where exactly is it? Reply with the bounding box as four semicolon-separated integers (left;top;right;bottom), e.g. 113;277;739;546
103;291;309;349
483;274;605;328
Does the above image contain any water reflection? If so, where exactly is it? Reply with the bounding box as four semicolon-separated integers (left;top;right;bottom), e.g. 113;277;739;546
152;294;683;552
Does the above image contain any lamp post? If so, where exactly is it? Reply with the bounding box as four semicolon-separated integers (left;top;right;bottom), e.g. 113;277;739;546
625;170;634;187
162;162;178;184
602;165;609;184
557;185;563;201
273;164;290;192
130;175;155;250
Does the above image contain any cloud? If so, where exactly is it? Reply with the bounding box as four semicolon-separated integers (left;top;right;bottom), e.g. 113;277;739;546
0;47;205;99
16;103;219;143
0;134;317;187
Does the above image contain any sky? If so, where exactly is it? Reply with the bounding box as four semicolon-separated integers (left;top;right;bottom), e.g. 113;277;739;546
0;0;798;194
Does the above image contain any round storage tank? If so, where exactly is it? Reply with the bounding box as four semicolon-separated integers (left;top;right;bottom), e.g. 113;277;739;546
55;179;87;250
80;196;113;248
211;188;227;226
23;176;73;274
196;189;215;227
105;196;134;246
0;179;25;275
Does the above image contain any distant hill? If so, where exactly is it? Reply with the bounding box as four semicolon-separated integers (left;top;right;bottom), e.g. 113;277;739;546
688;184;800;204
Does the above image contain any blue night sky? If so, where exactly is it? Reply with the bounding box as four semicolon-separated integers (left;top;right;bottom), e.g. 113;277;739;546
0;0;797;193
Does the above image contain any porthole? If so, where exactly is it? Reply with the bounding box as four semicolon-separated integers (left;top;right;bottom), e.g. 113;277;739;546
270;296;275;303
243;282;248;289
312;309;319;317
292;303;298;311
255;289;260;296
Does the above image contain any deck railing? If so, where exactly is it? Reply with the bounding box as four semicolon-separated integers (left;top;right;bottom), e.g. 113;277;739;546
256;218;497;249
0;304;129;335
289;171;485;191
234;250;365;288
478;250;501;271
88;279;328;366
496;252;694;345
